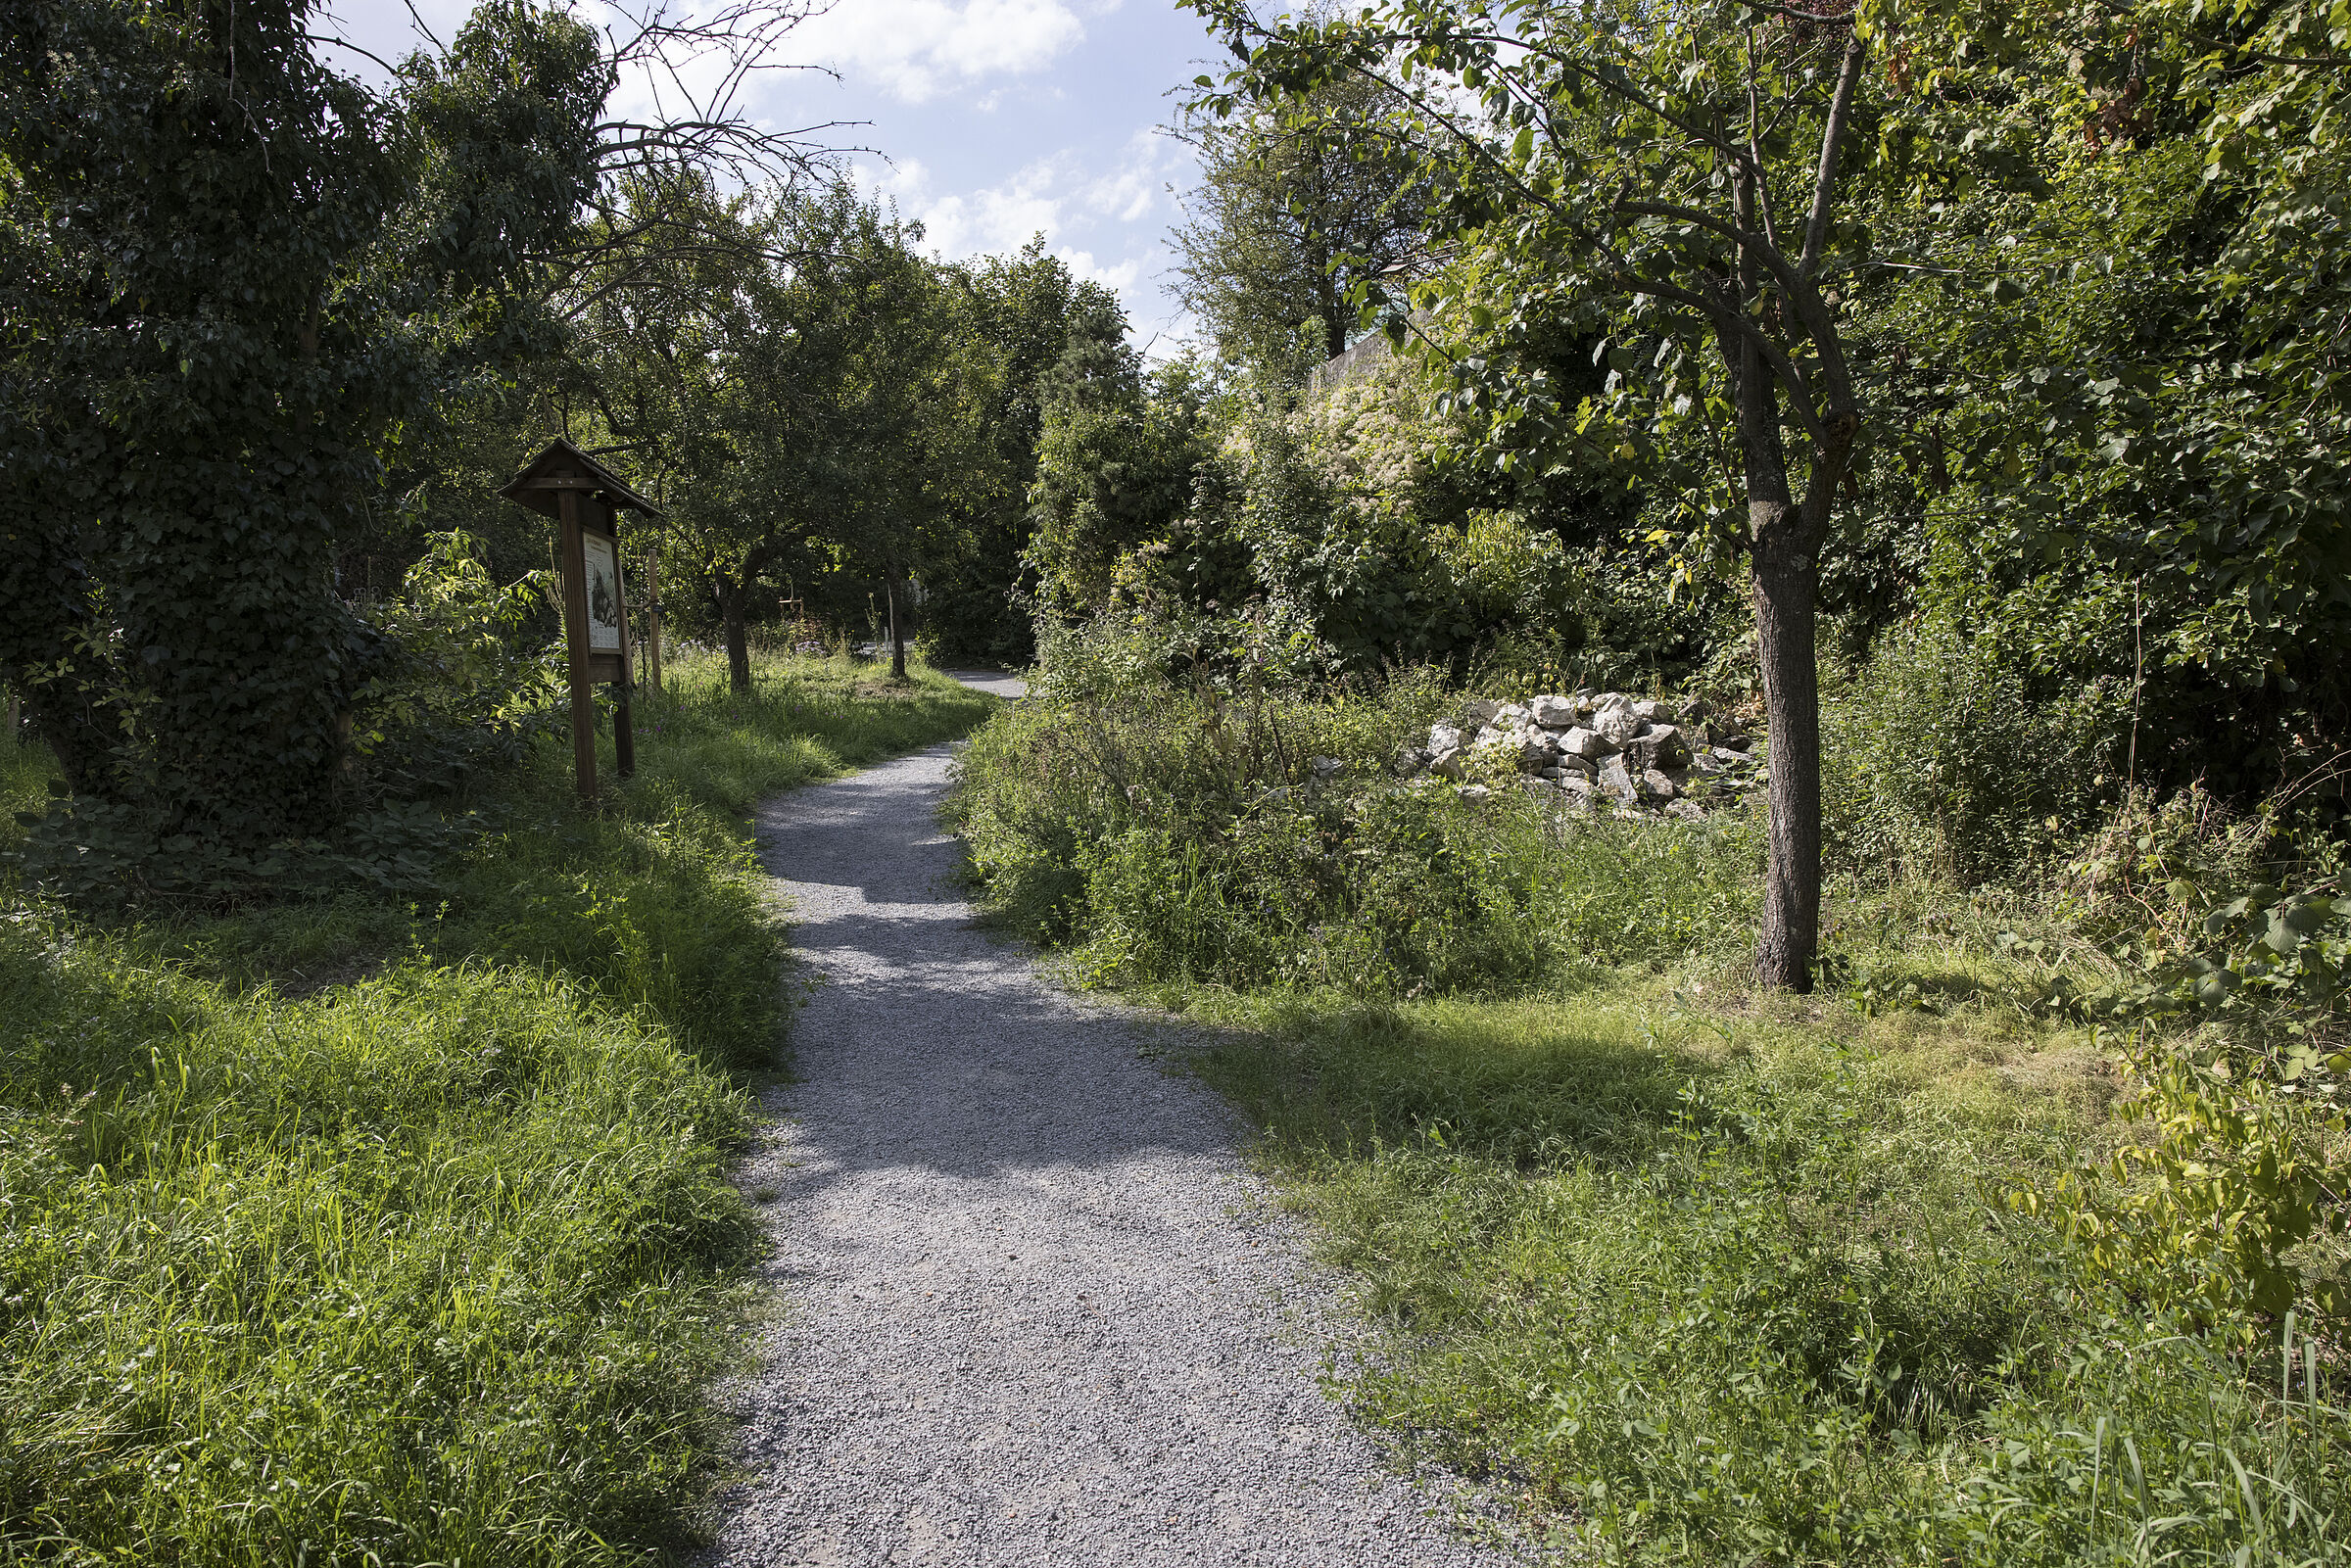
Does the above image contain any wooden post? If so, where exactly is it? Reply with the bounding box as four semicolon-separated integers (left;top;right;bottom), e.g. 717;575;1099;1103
557;489;598;801
611;513;636;782
886;571;906;681
644;550;663;692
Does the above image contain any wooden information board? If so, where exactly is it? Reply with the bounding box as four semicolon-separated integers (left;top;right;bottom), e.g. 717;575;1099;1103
499;439;665;800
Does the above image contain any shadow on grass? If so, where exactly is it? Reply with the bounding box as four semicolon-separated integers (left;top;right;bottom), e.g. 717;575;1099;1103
1184;989;1733;1172
0;652;1006;1564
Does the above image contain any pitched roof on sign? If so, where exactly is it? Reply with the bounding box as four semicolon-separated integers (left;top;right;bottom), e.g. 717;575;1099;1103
499;437;665;520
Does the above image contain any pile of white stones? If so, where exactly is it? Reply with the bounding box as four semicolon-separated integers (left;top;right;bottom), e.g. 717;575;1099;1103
1400;690;1765;819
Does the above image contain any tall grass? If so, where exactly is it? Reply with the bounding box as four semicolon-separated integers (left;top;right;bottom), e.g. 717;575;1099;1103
946;655;1761;995
0;652;999;1564
1176;975;2350;1565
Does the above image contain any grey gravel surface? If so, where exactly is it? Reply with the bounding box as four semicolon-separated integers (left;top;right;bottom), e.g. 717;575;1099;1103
702;674;1520;1568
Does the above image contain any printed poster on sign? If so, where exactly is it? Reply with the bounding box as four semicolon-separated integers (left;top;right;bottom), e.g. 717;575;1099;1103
584;533;623;652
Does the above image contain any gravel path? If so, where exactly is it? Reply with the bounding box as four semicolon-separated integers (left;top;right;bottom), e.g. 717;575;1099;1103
702;673;1518;1568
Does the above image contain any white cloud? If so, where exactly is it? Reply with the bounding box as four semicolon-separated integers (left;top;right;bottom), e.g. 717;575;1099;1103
792;0;1090;104
916;166;1066;256
859;132;1182;328
878;128;1176;260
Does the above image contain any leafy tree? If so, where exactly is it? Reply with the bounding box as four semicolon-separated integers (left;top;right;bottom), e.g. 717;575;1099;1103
1836;0;2351;797
1186;0;1896;990
1027;353;1219;623
824;219;977;683
921;240;1128;666
0;0;602;856
1171;71;1430;373
576;179;931;690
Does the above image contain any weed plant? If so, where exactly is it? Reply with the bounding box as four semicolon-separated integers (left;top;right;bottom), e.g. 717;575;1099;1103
0;653;996;1564
1821;620;2128;887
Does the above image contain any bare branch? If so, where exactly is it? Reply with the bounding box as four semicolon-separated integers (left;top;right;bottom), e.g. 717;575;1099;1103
402;0;447;54
302;31;405;80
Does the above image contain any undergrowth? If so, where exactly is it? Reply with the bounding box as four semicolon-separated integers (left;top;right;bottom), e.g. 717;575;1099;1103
0;652;996;1564
946;647;1760;994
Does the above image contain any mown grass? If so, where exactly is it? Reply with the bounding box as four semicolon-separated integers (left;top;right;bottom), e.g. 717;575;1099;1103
0;652;999;1564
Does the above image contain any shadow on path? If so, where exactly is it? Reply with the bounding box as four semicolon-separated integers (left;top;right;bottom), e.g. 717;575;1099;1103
699;703;1521;1568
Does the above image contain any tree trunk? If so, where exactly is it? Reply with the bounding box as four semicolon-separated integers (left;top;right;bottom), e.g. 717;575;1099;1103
887;572;908;682
721;581;751;692
1718;164;1847;995
1751;499;1822;993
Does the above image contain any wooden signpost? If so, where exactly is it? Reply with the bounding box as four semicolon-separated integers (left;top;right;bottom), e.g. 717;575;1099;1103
500;439;665;801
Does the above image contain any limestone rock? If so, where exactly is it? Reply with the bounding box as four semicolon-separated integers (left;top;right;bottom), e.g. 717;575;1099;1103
1558;726;1612;760
1598;755;1639;803
1627;724;1692;771
1411;689;1757;826
1529;694;1581;729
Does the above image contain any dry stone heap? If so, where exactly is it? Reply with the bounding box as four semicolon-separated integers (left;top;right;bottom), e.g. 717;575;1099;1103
1400;691;1765;819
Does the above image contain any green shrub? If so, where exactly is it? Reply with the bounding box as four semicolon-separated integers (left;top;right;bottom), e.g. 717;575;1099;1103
948;641;1762;993
2006;1033;2350;1330
1826;620;2127;886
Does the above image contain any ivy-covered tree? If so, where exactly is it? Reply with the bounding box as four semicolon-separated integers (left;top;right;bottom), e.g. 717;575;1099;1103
0;0;603;858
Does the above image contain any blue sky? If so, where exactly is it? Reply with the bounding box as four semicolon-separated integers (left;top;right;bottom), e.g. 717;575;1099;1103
321;1;1222;345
